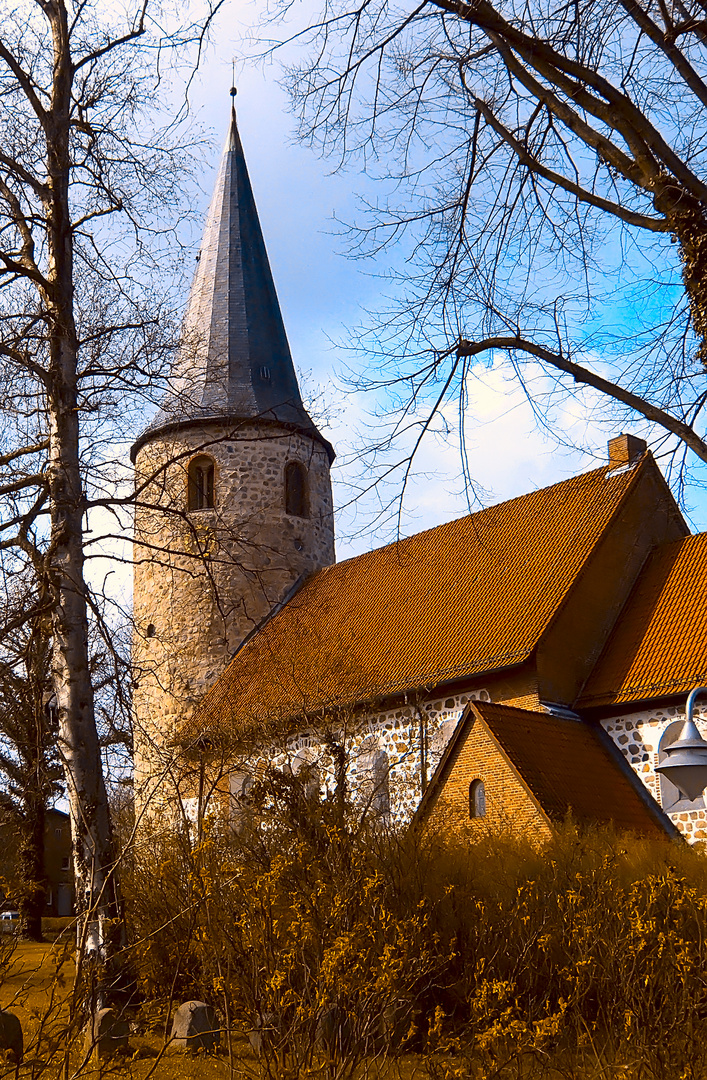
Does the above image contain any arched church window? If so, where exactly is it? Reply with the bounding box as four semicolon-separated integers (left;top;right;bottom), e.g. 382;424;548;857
358;746;390;821
291;746;320;800
469;779;486;819
285;461;309;518
658;721;706;812
187;455;215;510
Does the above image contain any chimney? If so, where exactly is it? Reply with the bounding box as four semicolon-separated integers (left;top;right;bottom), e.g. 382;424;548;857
608;433;647;469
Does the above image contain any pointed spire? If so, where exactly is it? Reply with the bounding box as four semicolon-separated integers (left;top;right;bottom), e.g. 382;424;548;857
133;94;333;461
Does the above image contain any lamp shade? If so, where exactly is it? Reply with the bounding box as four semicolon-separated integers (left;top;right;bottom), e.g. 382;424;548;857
655;716;707;801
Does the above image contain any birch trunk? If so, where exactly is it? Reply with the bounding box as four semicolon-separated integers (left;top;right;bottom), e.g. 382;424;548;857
43;1;115;949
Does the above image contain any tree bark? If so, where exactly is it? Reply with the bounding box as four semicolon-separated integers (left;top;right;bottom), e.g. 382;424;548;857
43;0;115;951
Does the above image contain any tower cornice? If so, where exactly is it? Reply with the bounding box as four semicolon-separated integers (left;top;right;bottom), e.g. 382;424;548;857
130;413;335;463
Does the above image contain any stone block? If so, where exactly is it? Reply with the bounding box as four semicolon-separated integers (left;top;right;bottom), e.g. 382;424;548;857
248;1012;280;1056
382;997;422;1050
85;1007;129;1059
0;1011;22;1063
170;1000;220;1052
316;1005;351;1056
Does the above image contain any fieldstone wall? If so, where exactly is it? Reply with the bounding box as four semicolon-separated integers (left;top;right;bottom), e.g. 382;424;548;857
602;707;707;842
225;688;490;829
133;418;334;817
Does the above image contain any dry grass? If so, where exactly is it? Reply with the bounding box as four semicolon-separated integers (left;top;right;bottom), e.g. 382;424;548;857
0;942;691;1080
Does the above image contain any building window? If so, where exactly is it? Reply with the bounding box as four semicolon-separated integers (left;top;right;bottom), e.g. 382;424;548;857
291;747;320;800
187;455;215;510
229;771;254;832
658;721;706;811
285;461;309;518
469;779;486;819
358;747;390;822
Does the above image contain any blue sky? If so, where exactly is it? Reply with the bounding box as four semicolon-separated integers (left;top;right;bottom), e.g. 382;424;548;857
157;29;707;557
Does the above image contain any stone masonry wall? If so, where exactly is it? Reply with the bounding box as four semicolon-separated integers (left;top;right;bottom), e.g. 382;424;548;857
133;419;334;816
214;688;492;830
602;706;707;842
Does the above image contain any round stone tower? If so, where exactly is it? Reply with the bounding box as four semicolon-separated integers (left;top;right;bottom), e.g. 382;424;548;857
131;100;335;817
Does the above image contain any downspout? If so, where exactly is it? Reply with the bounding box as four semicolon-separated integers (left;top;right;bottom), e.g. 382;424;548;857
417;705;428;795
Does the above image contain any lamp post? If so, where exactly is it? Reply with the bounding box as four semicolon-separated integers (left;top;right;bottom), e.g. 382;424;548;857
655;686;707;801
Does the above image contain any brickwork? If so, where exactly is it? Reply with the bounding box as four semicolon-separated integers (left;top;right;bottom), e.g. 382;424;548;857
132;418;334;815
602;706;707;842
426;714;552;838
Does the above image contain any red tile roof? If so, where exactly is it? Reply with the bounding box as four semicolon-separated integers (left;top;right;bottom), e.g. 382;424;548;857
580;532;707;708
426;702;674;837
184;460;648;741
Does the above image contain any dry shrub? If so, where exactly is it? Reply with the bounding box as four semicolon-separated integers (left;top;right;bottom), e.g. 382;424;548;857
124;791;707;1079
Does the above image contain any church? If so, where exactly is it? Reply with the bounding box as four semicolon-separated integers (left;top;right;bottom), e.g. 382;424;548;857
131;101;707;845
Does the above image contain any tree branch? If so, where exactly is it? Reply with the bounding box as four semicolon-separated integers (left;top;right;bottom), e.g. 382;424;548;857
472;95;668;231
457;335;707;462
0;441;49;468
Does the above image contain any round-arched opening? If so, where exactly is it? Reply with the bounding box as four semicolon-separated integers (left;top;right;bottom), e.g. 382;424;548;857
358;745;390;821
469;778;486;819
292;747;320;800
658;720;706;811
187;455;215;510
285;460;309;518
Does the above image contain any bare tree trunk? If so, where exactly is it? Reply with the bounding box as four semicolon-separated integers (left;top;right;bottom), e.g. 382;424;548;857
43;0;115;951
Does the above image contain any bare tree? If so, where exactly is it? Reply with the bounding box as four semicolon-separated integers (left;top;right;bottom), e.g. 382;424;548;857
0;0;223;956
0;574;61;941
271;0;707;490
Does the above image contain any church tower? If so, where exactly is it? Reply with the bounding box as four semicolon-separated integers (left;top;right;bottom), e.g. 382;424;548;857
131;97;335;816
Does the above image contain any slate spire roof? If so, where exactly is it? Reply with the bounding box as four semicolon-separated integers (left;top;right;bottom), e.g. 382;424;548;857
132;98;332;459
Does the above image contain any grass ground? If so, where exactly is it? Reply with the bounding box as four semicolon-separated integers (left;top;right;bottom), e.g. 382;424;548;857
0;940;436;1079
0;941;682;1080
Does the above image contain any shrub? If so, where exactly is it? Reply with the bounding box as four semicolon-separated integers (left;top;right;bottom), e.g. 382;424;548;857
124;788;707;1079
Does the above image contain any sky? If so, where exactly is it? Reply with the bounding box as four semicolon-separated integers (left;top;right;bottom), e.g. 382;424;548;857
118;7;707;563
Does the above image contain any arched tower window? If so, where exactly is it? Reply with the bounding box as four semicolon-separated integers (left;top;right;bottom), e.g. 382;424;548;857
187;455;215;510
285;461;309;518
469;779;486;819
658;721;706;811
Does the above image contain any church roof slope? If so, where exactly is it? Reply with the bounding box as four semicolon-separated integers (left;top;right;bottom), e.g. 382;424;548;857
579;532;707;708
184;458;652;742
426;702;676;838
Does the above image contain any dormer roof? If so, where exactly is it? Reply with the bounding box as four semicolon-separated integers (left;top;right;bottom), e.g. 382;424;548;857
132;102;333;461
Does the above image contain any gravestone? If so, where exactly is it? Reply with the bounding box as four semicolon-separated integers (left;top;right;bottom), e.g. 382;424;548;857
316;1005;351;1056
0;1011;22;1063
85;1007;129;1059
248;1012;280;1056
170;1000;220;1052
